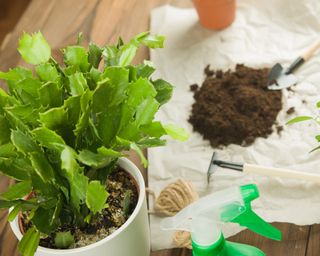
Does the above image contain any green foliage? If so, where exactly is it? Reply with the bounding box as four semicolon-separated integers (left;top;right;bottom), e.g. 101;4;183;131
121;190;132;216
152;79;173;106
287;104;320;152
0;31;188;255
54;231;75;249
18;227;40;256
286;116;313;125
163;124;189;142
0;181;32;200
18;32;51;65
86;181;109;214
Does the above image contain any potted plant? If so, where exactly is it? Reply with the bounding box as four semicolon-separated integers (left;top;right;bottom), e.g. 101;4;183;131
0;31;188;256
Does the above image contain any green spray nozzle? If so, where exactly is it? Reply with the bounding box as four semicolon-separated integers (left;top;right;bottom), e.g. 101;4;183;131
229;184;282;241
161;184;282;256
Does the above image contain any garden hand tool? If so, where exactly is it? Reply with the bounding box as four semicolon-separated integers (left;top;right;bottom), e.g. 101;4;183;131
161;184;281;256
207;152;320;184
268;41;320;90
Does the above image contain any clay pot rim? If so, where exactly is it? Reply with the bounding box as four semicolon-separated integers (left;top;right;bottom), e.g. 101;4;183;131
193;0;235;7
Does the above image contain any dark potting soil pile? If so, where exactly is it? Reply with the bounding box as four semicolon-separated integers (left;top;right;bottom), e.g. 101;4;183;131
23;167;138;249
189;64;283;147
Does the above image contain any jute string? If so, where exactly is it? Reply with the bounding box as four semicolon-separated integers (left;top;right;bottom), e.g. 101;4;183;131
148;179;199;249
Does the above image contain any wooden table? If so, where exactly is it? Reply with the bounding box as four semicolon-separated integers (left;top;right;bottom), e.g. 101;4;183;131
0;0;319;255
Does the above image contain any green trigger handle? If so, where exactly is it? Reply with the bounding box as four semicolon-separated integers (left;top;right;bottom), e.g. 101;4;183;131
231;184;282;241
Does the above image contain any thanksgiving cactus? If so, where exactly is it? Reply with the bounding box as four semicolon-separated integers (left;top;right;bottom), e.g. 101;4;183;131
0;32;187;255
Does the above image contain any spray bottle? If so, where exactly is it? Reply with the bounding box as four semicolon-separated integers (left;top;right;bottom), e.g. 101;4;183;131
161;184;281;256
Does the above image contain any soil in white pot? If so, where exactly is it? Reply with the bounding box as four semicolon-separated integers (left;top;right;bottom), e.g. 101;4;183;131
21;166;138;249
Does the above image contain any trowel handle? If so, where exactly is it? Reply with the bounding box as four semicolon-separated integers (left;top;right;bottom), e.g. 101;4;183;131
243;164;320;183
302;41;320;61
285;41;320;74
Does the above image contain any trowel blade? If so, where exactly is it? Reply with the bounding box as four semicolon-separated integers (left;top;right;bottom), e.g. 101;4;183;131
267;63;283;83
267;74;298;90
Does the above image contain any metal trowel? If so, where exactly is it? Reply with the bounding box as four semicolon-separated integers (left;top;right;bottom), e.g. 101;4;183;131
207;151;320;184
268;41;320;90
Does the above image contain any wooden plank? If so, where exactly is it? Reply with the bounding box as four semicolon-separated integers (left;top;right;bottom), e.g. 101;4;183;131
0;0;104;73
152;248;191;256
229;223;310;256
0;0;30;43
0;211;19;256
306;224;320;256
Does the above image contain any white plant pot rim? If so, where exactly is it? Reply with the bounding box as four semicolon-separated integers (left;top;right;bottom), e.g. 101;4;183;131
10;157;146;254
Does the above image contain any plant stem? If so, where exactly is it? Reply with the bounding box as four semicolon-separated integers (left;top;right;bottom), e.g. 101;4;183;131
50;56;65;76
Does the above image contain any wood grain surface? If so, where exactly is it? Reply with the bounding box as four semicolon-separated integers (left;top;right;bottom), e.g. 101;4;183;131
0;0;319;255
0;0;30;43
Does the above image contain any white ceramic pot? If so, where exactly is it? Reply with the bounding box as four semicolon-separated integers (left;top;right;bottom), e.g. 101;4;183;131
10;158;150;256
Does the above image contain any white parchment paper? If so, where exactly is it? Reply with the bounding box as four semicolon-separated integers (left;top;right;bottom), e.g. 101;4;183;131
148;0;320;251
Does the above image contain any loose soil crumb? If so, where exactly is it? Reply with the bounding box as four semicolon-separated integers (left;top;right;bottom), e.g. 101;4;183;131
204;65;214;77
189;64;282;147
190;84;199;92
275;121;284;135
22;167;138;249
287;86;296;92
286;107;295;115
276;125;284;134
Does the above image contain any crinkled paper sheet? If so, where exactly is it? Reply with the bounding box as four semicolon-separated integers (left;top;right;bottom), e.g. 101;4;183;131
148;0;320;251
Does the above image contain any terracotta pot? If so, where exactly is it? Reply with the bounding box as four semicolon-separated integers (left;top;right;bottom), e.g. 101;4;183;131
10;158;150;256
193;0;236;30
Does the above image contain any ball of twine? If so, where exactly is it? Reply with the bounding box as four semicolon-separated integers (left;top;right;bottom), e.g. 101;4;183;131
173;231;192;249
148;179;199;249
150;179;199;216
